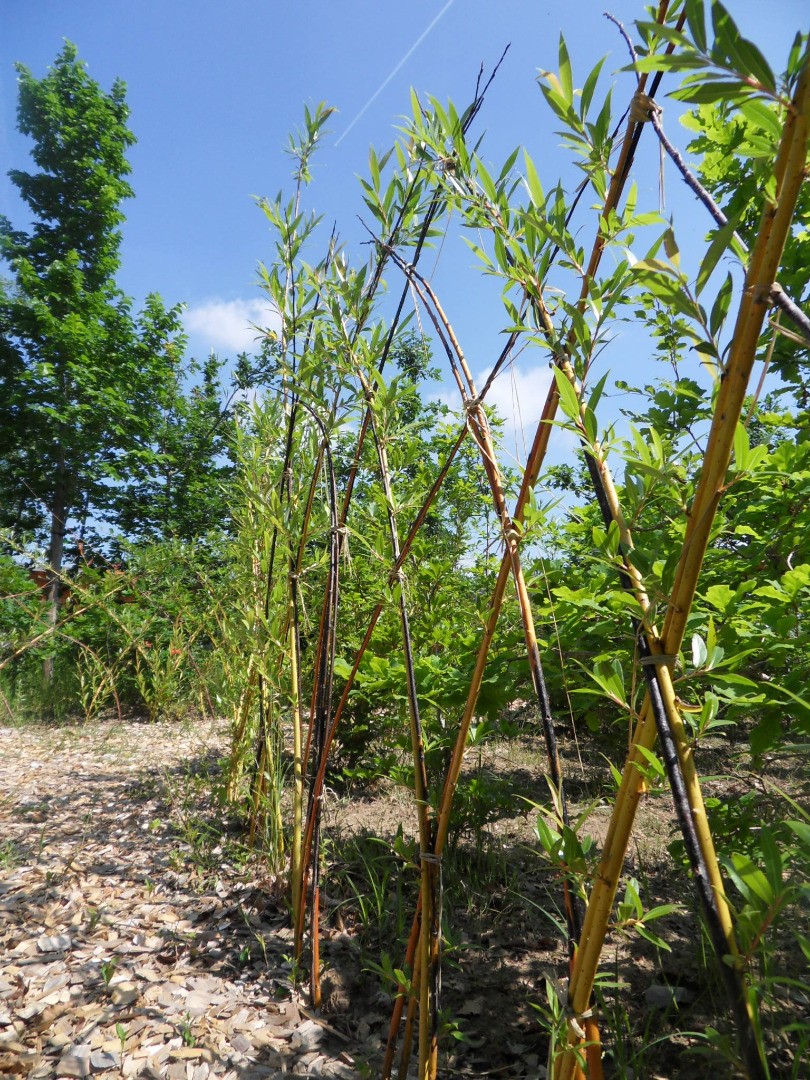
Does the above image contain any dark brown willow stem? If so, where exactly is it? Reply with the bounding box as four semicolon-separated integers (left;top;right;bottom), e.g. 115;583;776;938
294;426;468;958
295;404;340;1009
395;252;578;898
647;107;810;343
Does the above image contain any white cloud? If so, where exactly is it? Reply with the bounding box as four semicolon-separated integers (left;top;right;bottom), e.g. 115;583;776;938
183;297;280;353
480;362;554;461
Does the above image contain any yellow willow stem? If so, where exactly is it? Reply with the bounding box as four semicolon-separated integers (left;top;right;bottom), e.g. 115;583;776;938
556;59;809;1072
290;590;303;928
227;658;258;800
556;455;737;1077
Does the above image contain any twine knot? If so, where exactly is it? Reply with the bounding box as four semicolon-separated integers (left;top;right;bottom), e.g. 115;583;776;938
629;91;659;124
565;1005;595;1040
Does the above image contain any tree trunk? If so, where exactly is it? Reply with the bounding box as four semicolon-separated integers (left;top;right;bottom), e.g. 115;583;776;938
42;442;68;699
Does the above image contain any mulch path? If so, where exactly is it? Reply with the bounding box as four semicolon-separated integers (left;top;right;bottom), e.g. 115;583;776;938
0;719;359;1080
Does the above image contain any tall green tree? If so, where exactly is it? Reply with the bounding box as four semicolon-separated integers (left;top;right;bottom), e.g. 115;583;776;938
0;43;183;672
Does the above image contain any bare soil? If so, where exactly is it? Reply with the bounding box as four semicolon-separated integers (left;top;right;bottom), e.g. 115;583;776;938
0;717;802;1079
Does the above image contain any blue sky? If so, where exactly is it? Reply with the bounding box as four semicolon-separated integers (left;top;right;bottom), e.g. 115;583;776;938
1;1;806;466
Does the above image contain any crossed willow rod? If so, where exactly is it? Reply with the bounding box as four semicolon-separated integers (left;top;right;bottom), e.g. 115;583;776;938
380;14;686;1073
353;361;439;1078
385;9;770;1076
293;53;512;1000
300;7;677;1065
393;255;578;872
291;59;520;1019
294;52;509;776
291;319;525;914
567;428;768;1080
293;328;520;962
395;264;592;1080
557;48;810;1080
296;52;513;819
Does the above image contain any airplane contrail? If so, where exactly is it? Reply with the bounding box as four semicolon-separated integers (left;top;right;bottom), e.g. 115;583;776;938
335;0;457;147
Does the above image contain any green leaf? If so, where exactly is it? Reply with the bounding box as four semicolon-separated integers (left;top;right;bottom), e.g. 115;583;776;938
589;658;627;706
644;903;682;922
738;98;782;139
726;851;773;907
713;6;775;89
685;0;707;53
580;56;606;120
497;145;521;184
552;365;580;421
558;35;573;106
709;272;734;337
696;217;741;295
587;371;609;416
583;406;598;445
663;228;680;266
333;657;354;680
635;744;666;780
700;692;720;729
671;79;753;106
733;421;750;471
759;827;782;893
636;925;672;951
750;714;780;755
786;820;810;850
523;150;545;208
368;147;380;191
691;633;708;669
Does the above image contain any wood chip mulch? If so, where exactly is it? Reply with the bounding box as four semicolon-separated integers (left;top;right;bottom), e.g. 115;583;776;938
0;719;361;1080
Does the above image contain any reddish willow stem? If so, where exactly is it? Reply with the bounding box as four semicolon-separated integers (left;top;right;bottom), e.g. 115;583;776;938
383;8;687;1070
294;427;467;955
386;261;588;1080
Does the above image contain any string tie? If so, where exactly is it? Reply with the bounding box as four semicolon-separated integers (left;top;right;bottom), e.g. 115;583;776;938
629;91;659;124
565;1004;595;1040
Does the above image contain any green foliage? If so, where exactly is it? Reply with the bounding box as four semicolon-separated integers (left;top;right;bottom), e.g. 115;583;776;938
0;45;187;559
2;17;809;1077
0;539;227;724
